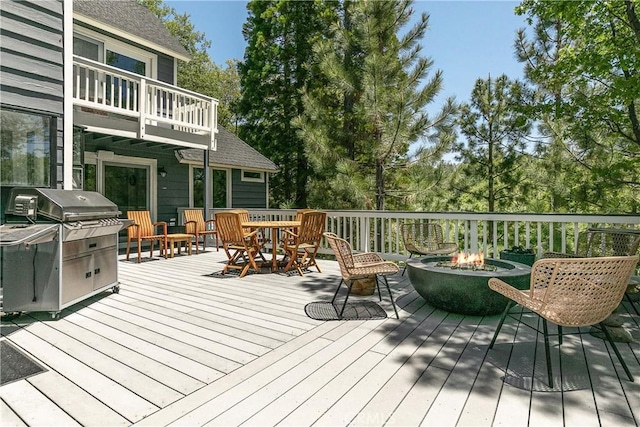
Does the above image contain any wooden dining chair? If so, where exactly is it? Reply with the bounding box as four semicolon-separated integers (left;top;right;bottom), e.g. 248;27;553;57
235;209;268;261
281;210;326;276
126;210;167;263
215;211;262;277
183;209;218;254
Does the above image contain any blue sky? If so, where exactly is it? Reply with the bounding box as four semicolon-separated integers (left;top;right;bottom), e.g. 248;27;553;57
167;0;527;108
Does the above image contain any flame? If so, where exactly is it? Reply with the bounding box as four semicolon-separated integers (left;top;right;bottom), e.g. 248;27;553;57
452;251;484;267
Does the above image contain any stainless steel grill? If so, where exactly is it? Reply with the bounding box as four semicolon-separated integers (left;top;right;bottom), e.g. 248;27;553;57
1;188;131;318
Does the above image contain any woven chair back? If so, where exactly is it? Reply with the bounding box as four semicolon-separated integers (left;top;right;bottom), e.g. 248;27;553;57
530;255;639;327
126;211;154;237
324;232;356;275
297;211;326;244
401;223;445;253
584;230;640;258
183;209;206;232
215;211;246;245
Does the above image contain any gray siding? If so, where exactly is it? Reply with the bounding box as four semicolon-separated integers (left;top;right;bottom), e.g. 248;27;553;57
0;0;64;193
0;0;64;114
157;54;174;84
231;169;268;208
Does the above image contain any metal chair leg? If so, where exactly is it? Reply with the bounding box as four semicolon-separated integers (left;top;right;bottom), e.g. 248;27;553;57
489;301;513;349
338;282;354;319
381;275;399;319
401;253;414;276
542;319;553;388
331;279;345;305
600;322;634;382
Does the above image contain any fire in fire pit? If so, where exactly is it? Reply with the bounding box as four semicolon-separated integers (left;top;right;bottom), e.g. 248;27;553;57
436;251;498;271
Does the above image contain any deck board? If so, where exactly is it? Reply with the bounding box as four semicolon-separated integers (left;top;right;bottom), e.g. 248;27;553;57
1;249;638;426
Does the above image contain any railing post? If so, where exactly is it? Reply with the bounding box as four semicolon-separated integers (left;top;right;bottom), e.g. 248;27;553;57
361;216;370;253
139;78;146;139
470;220;479;252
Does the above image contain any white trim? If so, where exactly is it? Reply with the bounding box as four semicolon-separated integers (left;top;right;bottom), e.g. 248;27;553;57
241;170;264;183
74;25;157;79
63;0;74;189
74;13;191;62
85;151;158;221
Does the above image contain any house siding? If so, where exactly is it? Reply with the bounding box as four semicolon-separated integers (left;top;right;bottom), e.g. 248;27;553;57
0;0;64;217
231;169;267;208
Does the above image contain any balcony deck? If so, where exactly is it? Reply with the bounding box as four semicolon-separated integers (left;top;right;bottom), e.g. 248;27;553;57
1;250;639;426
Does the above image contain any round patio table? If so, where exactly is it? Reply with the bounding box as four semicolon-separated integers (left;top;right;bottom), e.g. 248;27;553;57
242;220;300;272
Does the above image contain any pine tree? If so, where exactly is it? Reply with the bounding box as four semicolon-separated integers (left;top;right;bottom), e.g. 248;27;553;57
238;0;335;207
297;0;456;210
454;75;533;212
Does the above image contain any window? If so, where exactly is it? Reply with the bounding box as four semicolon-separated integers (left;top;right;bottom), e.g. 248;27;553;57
0;109;53;187
192;167;227;208
106;50;146;76
73;36;102;61
241;170;264;183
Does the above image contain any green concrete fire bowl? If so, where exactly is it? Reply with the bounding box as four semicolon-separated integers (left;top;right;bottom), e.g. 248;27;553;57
406;256;531;316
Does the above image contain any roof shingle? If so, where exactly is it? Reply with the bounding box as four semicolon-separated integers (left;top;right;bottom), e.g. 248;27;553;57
74;0;190;60
178;127;278;172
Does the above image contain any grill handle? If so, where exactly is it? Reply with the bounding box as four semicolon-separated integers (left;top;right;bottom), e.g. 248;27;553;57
63;211;122;221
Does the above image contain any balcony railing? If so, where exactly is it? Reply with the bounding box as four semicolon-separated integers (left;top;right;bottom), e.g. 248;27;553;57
203;208;640;261
73;56;218;149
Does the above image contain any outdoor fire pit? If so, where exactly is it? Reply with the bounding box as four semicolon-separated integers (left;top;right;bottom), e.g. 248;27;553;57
406;255;531;316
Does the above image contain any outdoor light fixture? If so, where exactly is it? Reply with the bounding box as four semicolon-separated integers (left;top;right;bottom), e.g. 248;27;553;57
158;167;167;178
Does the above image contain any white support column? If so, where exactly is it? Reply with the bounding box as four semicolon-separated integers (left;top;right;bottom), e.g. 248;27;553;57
139;79;146;139
62;0;73;189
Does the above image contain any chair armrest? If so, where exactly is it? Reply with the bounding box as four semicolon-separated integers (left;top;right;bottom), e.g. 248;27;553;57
488;278;540;310
153;221;167;235
243;229;259;240
184;220;197;234
129;223;140;237
353;252;384;264
438;242;458;252
205;219;216;230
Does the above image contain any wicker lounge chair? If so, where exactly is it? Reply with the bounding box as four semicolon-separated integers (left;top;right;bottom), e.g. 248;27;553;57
488;255;639;387
281;210;326;276
543;228;640;315
126;210;167;263
215;211;262;278
324;232;400;319
183;209;218;253
400;223;458;275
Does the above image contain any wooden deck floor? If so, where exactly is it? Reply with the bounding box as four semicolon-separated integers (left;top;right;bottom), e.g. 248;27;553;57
1;250;639;426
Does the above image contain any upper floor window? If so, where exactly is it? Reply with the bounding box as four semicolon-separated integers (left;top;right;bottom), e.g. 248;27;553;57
74;26;155;79
0;109;54;187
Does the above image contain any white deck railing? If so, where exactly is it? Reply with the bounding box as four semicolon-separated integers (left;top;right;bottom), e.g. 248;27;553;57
205;208;640;261
73;56;218;148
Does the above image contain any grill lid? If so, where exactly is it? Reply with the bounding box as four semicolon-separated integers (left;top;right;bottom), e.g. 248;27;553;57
5;188;120;222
